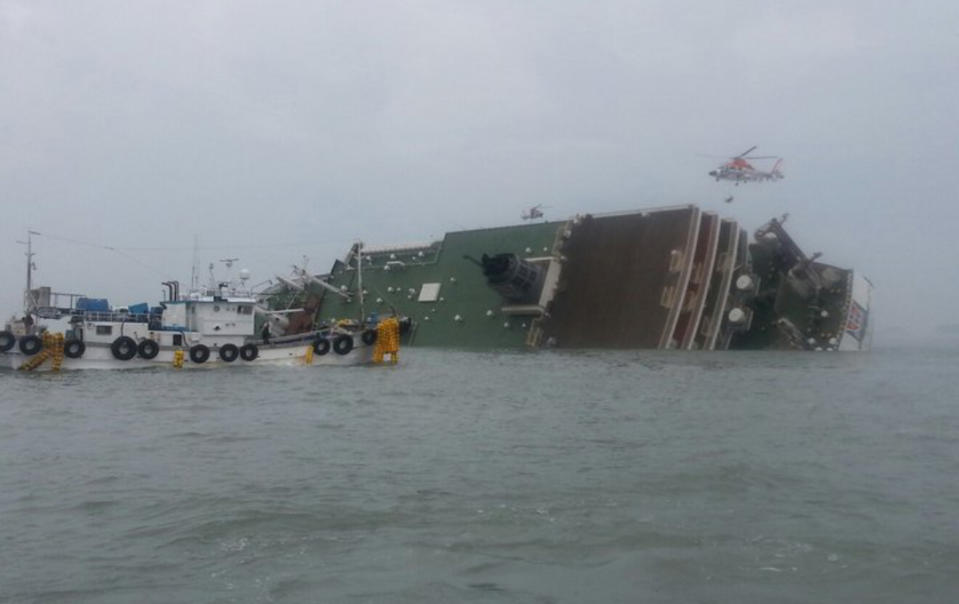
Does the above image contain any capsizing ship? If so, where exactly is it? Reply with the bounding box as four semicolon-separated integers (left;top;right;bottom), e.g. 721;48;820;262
297;205;872;351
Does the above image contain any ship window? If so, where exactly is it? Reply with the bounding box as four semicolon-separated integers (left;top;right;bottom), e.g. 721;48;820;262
213;305;220;312
700;316;712;334
95;325;112;336
668;250;684;272
238;306;252;315
418;283;441;302
660;286;677;308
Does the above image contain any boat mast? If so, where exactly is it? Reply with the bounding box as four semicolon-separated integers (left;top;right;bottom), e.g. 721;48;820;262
190;234;199;293
17;230;39;317
356;240;365;323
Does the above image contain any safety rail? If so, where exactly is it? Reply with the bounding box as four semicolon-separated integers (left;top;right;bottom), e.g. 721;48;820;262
72;310;152;323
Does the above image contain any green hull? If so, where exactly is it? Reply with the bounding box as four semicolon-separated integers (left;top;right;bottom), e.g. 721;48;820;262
280;205;870;351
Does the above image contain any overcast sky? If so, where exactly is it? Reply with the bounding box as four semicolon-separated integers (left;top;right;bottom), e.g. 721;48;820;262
2;0;957;343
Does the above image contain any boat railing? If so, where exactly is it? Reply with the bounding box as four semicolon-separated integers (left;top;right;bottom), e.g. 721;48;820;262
72;310;152;323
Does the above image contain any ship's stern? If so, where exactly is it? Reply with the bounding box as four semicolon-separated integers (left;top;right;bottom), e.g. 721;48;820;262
838;271;874;351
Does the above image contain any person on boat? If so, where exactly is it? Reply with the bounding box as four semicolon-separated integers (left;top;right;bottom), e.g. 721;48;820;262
261;319;271;344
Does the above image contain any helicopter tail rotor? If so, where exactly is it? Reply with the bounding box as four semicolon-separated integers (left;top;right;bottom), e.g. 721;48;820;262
771;158;784;178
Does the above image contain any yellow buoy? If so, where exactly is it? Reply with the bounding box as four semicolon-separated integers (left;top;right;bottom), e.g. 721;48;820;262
373;318;400;364
19;332;57;371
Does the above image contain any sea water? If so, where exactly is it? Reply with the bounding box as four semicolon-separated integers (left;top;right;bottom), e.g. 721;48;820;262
1;347;957;603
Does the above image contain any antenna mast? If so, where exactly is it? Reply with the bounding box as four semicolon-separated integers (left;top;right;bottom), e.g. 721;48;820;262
17;230;40;316
356;241;365;323
190;234;199;292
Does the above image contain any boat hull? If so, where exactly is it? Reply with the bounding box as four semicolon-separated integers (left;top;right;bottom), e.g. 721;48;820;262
304;206;872;351
2;339;375;371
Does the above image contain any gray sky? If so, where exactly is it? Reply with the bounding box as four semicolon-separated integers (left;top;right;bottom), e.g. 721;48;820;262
2;0;957;343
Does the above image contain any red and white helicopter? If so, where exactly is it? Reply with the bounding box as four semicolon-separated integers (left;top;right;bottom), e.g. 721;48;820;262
708;146;784;185
521;204;547;220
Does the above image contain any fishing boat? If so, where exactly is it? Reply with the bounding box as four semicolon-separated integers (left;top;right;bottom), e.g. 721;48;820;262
0;235;400;371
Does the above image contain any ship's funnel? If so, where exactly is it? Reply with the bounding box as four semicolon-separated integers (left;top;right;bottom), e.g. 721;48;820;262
478;253;544;303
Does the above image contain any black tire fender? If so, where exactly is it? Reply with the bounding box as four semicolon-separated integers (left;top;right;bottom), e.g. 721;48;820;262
0;330;15;352
189;344;210;364
219;343;239;362
64;339;86;359
111;336;137;361
332;334;354;355
313;337;331;356
19;335;43;356
239;343;258;361
138;339;159;360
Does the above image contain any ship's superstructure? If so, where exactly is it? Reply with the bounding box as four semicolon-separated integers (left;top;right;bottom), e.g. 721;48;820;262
296;205;872;351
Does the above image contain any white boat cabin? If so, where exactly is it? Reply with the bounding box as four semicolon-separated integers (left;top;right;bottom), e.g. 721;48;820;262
76;295;258;350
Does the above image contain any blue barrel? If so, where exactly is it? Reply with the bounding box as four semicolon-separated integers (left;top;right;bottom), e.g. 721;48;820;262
76;297;110;312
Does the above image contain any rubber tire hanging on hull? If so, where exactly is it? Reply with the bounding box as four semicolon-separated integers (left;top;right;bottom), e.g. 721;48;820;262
333;335;354;355
111;336;137;360
138;339;159;359
239;344;258;361
0;330;15;352
361;329;376;345
219;344;239;362
64;339;86;359
189;344;210;364
313;338;330;356
19;335;43;356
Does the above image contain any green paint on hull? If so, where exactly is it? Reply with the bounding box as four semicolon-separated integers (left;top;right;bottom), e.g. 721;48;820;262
317;221;564;348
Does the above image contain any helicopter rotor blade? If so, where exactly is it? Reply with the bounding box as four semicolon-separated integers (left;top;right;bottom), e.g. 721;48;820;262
743;155;779;160
736;145;758;158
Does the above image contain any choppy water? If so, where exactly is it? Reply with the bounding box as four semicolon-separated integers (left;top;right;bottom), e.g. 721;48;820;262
2;347;958;603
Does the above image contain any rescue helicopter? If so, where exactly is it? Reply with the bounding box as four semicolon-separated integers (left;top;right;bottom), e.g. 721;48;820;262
708;146;784;185
521;204;546;220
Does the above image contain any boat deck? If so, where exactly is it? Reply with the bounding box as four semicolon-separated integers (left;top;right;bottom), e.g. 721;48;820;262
540;207;700;348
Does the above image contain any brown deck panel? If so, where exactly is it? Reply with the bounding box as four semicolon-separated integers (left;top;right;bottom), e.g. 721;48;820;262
677;212;720;349
719;229;751;349
699;219;739;350
541;207;698;348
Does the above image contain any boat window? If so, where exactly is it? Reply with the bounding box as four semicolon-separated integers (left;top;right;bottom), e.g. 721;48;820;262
238;306;252;315
668;249;685;272
418;283;441;302
96;325;113;336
